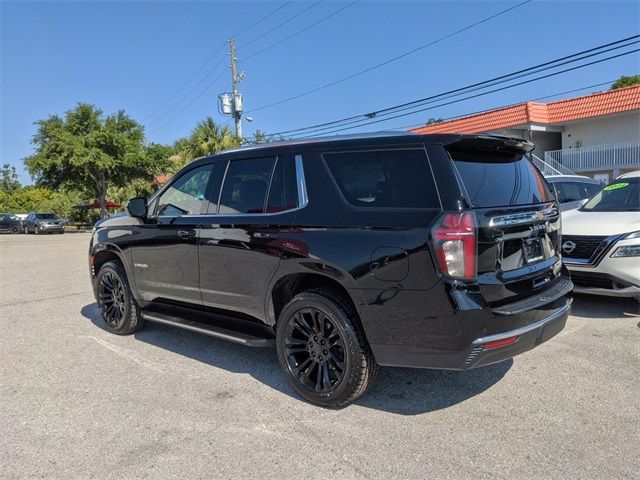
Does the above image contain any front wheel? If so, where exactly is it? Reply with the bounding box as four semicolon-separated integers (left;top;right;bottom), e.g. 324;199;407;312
10;225;20;234
276;290;377;407
96;261;145;335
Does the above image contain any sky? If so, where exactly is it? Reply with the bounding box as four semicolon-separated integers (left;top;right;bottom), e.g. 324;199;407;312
1;0;639;185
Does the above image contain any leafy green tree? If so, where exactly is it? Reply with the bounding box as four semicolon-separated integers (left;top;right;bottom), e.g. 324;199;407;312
0;163;21;193
24;103;154;218
611;75;640;90
182;118;240;161
0;186;84;218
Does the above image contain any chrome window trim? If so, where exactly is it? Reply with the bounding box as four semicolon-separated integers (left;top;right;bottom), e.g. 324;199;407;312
295;154;309;209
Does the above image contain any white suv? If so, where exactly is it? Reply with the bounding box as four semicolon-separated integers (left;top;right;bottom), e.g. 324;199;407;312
561;171;640;299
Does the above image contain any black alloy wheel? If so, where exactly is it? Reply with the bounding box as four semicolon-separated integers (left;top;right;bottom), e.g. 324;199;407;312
98;271;127;328
276;290;377;407
95;261;145;335
284;307;347;393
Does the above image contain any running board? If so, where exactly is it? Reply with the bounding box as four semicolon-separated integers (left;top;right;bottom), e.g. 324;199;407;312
140;311;275;348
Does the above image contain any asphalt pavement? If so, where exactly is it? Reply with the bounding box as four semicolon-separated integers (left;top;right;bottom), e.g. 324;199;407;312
1;232;638;479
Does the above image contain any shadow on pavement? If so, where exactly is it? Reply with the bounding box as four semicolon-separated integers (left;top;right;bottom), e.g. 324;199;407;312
82;302;511;415
570;294;639;319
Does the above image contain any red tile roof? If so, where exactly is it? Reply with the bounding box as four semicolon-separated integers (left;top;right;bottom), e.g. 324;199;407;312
411;84;640;134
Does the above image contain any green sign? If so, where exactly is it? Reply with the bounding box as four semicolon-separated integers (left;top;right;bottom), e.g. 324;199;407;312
603;182;629;191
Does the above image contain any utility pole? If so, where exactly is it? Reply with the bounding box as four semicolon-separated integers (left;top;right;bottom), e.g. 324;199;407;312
229;38;243;139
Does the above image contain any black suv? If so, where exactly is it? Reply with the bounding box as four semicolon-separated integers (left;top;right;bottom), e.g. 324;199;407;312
89;133;572;407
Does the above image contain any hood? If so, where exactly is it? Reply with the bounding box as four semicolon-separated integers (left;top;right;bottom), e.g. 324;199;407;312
561;209;640;236
94;211;136;228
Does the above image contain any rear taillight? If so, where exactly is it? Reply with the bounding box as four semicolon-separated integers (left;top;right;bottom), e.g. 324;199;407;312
431;211;477;279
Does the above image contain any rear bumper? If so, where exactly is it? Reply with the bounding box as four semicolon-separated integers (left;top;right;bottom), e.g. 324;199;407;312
370;297;571;370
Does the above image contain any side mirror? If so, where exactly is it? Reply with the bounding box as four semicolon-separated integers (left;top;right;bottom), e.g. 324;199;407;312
126;197;148;219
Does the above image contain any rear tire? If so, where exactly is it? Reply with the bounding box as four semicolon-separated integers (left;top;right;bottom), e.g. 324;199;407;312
276;289;377;407
96;261;145;335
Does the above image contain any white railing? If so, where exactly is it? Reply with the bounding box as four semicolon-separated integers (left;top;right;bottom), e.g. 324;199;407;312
544;141;640;172
530;154;575;176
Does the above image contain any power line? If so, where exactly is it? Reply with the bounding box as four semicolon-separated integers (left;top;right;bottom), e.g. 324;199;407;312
272;38;639;136
289;48;640;138
265;35;639;137
233;0;295;38
247;0;533;113
385;79;622;131
149;1;359;133
286;41;640;137
144;1;296;124
149;67;229;134
146;56;227;128
241;0;361;62
143;41;226;122
239;1;323;50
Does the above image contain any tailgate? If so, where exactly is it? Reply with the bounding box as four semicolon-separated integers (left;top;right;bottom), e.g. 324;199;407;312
446;138;565;307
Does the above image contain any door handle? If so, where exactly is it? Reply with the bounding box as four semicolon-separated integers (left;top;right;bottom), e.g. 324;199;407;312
252;232;278;240
177;230;196;239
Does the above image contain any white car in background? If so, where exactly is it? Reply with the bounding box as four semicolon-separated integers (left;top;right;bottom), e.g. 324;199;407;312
561;171;640;299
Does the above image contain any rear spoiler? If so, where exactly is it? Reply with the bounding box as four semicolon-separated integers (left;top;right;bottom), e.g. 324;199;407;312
445;134;535;154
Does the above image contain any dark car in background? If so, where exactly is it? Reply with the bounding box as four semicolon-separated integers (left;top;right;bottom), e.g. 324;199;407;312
24;213;65;234
89;133;573;407
545;175;603;211
0;213;23;234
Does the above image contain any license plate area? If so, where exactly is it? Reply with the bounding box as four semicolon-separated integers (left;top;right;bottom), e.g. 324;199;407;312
523;238;544;264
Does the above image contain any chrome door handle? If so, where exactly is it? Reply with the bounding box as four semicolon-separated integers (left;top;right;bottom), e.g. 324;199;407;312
177;230;195;239
252;232;278;239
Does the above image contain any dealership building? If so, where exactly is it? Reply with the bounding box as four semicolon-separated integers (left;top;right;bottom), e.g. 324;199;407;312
412;84;640;182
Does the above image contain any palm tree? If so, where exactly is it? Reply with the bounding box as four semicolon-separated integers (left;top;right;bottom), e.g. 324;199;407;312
182;118;240;162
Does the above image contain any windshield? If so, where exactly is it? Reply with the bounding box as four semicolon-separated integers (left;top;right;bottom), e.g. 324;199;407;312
35;213;57;219
581;178;639;212
449;150;553;208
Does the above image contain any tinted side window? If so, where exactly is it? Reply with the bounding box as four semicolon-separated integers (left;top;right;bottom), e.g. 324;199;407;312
267;156;299;212
157;164;213;216
324;149;439;209
219;157;275;214
555;182;586;203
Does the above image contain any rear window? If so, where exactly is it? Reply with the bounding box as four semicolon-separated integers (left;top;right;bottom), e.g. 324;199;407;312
449;150;553;207
324;149;440;209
